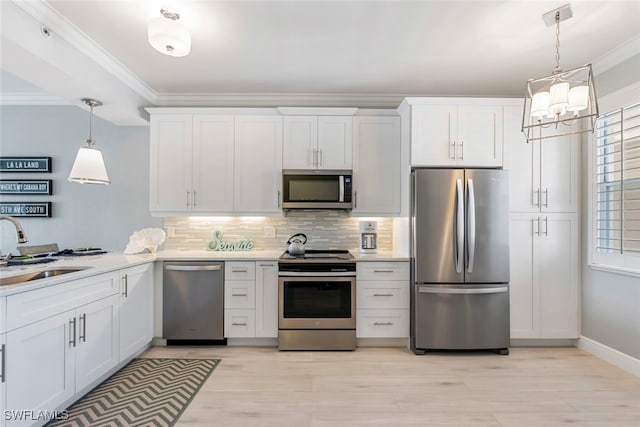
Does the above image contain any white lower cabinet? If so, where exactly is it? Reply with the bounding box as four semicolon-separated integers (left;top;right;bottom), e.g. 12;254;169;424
6;311;74;426
224;261;278;339
0;333;5;427
509;213;580;339
255;262;278;338
2;263;155;427
356;262;410;338
5;292;119;427
118;264;153;363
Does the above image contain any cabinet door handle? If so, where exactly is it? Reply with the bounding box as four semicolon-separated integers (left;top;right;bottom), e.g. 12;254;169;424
232;322;247;326
277;190;281;208
459;141;464;160
79;313;87;343
319;149;323;167
69;318;77;347
544;216;549;236
372;293;394;297
313;149;318;167
354;190;358;209
449;141;455;159
373;322;394;326
186;191;190;207
193;189;197;207
0;344;5;383
231;293;248;297
373;270;395;273
122;273;128;297
533;189;540;207
533;217;540;236
543;188;549;208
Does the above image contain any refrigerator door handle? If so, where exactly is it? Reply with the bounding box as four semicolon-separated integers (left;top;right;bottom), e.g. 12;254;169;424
418;286;509;295
467;179;476;273
455;178;464;273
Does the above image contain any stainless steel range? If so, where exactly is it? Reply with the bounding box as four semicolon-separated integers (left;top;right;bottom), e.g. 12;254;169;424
278;250;356;350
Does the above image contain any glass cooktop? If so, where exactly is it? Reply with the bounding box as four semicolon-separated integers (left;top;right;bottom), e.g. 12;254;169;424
279;249;354;261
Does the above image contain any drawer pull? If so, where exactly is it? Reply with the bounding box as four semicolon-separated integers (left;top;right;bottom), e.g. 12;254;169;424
231;293;248;297
372;293;394;297
373;322;394;326
231;268;248;273
232;322;248;326
373;270;395;273
258;264;274;267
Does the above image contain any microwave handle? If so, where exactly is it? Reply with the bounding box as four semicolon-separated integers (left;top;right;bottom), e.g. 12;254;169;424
339;176;345;202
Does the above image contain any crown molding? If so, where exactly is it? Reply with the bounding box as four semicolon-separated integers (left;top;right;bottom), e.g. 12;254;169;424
592;33;640;76
12;0;157;104
0;92;72;105
153;92;408;109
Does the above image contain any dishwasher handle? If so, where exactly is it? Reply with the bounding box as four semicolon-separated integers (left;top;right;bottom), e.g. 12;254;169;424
164;265;222;272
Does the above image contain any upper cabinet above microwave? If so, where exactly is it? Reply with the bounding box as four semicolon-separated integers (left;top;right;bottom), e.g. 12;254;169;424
283;116;353;170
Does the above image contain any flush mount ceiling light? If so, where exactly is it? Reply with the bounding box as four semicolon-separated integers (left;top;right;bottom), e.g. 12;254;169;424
68;98;110;185
148;8;191;57
522;3;598;143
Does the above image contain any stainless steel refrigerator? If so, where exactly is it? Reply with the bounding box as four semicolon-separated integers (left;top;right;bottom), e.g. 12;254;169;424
410;168;510;355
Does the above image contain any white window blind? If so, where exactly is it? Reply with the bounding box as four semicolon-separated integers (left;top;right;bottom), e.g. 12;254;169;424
595;101;640;256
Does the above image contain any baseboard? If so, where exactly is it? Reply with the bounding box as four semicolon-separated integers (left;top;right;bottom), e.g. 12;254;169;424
510;338;577;347
227;337;278;347
578;336;640;377
356;338;409;347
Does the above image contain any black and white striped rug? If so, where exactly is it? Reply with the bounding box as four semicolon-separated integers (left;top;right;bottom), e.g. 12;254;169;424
48;358;220;427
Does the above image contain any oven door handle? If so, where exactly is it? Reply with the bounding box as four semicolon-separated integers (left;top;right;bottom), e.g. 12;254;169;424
278;271;356;277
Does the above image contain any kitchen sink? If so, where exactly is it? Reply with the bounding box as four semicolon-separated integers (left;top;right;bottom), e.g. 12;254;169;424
0;267;91;287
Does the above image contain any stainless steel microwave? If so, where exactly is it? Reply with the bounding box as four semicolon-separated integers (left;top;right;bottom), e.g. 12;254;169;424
282;170;353;210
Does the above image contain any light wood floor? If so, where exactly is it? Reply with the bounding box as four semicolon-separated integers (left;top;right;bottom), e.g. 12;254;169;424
141;346;640;427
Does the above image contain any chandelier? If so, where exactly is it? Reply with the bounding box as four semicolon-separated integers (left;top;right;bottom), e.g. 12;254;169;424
522;3;599;143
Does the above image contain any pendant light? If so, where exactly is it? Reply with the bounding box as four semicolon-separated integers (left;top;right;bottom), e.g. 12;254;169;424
68;98;110;185
521;3;599;143
148;9;191;57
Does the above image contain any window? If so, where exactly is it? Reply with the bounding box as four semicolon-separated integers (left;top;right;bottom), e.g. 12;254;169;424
592;101;640;273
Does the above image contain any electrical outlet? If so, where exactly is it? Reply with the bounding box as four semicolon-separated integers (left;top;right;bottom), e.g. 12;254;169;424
264;226;276;238
166;226;175;238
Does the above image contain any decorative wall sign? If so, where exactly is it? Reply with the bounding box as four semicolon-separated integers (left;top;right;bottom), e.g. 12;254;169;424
0;157;52;172
207;230;254;251
0;202;51;217
0;180;52;195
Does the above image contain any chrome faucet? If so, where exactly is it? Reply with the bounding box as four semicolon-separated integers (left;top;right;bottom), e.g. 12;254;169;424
0;215;28;244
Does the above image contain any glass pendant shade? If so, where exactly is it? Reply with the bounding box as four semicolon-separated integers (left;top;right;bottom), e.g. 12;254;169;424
68;98;110;185
148;11;191;57
530;91;550;118
68;146;110;185
567;85;589;112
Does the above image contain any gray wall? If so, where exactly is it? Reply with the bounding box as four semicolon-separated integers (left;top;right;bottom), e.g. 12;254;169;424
581;54;640;359
0;105;161;254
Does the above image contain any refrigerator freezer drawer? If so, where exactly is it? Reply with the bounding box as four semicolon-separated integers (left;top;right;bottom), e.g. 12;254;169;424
412;284;509;352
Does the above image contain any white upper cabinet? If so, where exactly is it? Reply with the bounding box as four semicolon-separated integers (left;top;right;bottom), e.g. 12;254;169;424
283;115;352;169
149;114;192;213
352;116;401;215
234;115;283;214
506;105;579;213
149;114;235;214
404;98;504;167
192;115;235;212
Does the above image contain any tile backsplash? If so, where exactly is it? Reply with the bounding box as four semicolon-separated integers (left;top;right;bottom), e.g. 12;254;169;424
162;211;394;252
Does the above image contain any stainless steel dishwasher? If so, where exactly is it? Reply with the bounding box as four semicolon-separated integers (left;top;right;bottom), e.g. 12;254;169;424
163;261;225;342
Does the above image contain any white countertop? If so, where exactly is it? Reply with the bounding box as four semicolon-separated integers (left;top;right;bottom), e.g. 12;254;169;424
0;252;156;296
0;249;409;297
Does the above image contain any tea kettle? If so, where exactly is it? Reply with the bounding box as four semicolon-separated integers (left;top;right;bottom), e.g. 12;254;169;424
287;233;307;255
